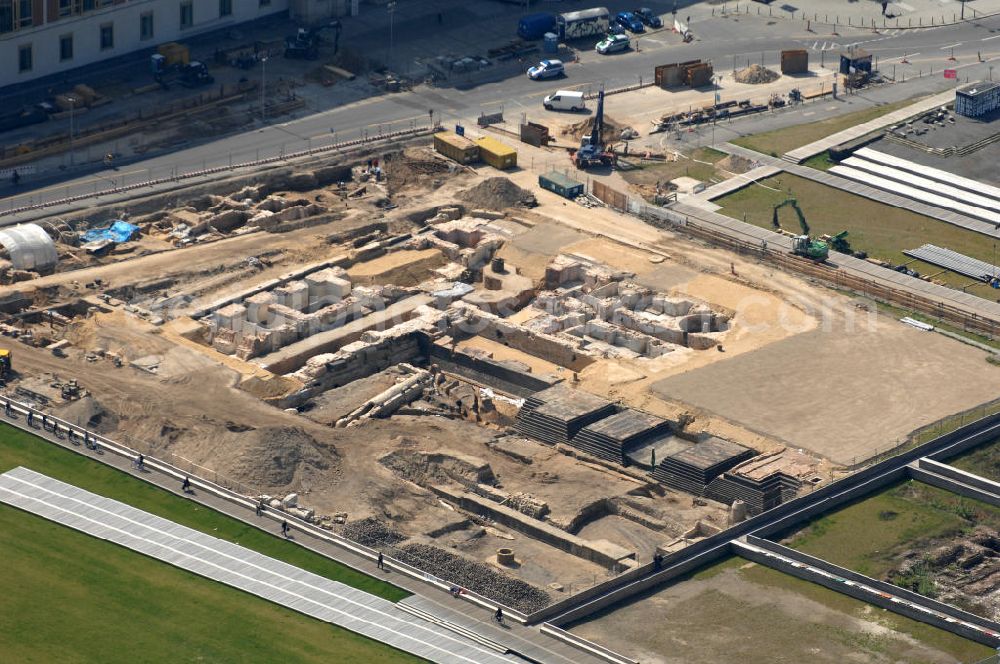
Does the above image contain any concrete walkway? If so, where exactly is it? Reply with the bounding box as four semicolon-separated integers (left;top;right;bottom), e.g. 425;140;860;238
782;90;954;163
0;407;607;664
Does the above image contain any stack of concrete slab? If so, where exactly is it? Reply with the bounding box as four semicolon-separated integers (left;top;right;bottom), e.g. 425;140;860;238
514;384;617;445
653;436;755;496
570;410;672;465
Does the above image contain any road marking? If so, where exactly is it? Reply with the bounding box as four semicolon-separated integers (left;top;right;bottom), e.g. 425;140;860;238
803;111;815;117
982;35;1000;41
939;42;963;50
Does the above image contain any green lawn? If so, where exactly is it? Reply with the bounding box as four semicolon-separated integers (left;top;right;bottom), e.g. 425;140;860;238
782;480;1000;579
714;173;1000;300
0;503;424;664
0;422;408;602
731;96;927;157
621;147;729;196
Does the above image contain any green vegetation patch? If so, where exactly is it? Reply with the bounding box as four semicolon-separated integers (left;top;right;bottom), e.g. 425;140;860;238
715;173;1000;299
0;503;424;664
951;436;1000;482
0;421;408;602
782;479;1000;578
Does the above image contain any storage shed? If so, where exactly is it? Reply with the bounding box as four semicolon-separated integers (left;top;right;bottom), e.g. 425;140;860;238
433;132;480;164
475;136;517;170
539;171;584;199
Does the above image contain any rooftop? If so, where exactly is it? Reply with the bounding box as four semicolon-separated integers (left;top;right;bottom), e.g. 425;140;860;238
579;409;669;442
667;436;753;471
532;384;615;421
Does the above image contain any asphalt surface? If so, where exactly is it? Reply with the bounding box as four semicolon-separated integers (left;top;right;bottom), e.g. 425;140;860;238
5;10;1000;219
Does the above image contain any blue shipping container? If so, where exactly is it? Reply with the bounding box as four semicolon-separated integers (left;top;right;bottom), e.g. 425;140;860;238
518;13;556;40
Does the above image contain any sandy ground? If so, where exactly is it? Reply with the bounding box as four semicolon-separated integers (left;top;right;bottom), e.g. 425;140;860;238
571;560;989;664
652;316;1000;465
455;336;567;378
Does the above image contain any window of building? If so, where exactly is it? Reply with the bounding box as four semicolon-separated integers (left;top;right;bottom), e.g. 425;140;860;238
18;43;31;72
0;0;33;34
99;22;113;50
140;11;153;40
180;1;193;29
60;34;73;61
219;0;232;17
59;0;73;17
260;0;271;6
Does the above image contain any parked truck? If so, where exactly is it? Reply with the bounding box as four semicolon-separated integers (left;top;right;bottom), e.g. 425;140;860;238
518;13;557;40
557;7;610;41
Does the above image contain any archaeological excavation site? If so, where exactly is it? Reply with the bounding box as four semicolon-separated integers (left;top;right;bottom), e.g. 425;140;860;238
3;129;1000;660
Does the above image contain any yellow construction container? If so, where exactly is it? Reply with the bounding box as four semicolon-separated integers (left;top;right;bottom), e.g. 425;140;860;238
475;136;517;170
433;132;479;165
157;42;190;66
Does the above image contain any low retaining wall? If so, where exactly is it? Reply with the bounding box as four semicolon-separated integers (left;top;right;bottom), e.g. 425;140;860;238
429;484;635;571
919;458;1000;497
429;343;559;397
910;466;1000;509
741;536;1000;646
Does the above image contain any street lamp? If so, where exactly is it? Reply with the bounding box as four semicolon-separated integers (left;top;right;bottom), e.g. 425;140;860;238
387;1;397;74
260;56;268;123
68;95;76;166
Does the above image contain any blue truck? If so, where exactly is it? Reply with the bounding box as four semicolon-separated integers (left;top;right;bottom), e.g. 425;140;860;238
518;13;556;40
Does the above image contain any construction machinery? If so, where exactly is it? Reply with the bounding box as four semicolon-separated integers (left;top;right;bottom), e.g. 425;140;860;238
0;349;12;382
284;20;342;60
151;55;214;89
571;90;614;169
772;198;829;260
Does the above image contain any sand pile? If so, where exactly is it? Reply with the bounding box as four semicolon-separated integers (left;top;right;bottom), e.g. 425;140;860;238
217;425;332;488
734;64;780;84
56;395;119;433
460;177;537;210
562;114;628;140
341;517;406;548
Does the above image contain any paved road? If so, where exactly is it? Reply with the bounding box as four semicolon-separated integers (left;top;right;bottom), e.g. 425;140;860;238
5;10;1000;219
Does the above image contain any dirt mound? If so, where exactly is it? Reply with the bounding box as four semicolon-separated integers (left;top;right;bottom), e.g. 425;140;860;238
55;395;119;434
216;425;332;489
341;517;406;548
562;114;629;140
379;449;495;487
395;543;551;613
459;177;537;210
716;154;758;175
734;64;780;84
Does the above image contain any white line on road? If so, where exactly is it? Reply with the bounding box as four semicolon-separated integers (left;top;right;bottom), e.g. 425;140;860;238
939;42;963;50
983;35;1000;41
803;111;816;117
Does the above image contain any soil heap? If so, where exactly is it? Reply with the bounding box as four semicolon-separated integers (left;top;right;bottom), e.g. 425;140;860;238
460;177;537;210
734;64;780;84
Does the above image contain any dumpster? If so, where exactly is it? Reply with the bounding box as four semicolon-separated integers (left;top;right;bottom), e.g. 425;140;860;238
539;171;584;199
433;132;480;164
475;136;518;170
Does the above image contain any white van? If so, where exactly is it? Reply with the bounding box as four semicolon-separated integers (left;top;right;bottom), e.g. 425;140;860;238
543;90;585;112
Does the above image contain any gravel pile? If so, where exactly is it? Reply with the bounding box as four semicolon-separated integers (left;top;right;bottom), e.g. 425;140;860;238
396;543;551;613
460;177;537;210
734;64;780;84
341;517;406;548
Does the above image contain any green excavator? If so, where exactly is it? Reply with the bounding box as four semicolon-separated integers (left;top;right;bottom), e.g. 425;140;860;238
772;198;829;261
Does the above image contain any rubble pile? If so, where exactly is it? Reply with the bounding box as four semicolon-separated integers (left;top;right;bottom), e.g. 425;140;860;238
341;517;406;548
734;64;780;84
396;543;552;613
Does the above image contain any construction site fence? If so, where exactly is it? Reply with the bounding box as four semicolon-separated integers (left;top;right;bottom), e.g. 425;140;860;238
0;82;261;167
0;124;436;220
712;1;996;32
589;180;1000;341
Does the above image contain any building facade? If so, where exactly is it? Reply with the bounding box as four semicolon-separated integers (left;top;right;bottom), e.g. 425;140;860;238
0;0;349;87
955;81;1000;118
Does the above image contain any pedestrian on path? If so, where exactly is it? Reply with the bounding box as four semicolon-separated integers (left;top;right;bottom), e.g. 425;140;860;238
377;551;384;570
494;607;504;625
256;498;266;516
182;477;191;493
281;520;289;538
137;454;145;471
